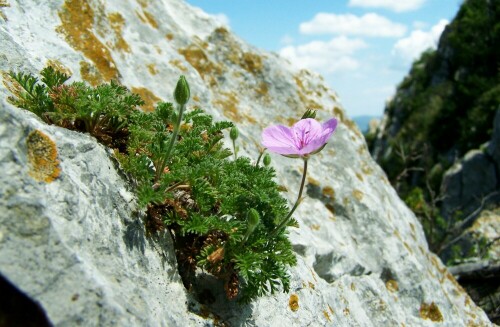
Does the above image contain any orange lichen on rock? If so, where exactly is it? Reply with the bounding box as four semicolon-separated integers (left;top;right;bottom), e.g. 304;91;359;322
46;59;72;77
385;279;399;292
80;60;104;86
213;91;255;123
108;12;131;53
289;294;299;312
0;0;10;21
352;189;364;201
179;44;222;85
57;0;120;83
146;63;158;75
169;59;188;73
131;87;161;112
322;186;335;199
419;302;444;322
241;52;263;74
323;310;332;322
26;130;61;183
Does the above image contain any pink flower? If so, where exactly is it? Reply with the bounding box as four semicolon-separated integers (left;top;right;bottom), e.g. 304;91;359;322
261;118;338;157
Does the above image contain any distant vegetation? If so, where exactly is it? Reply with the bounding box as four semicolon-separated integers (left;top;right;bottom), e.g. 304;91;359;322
367;0;499;250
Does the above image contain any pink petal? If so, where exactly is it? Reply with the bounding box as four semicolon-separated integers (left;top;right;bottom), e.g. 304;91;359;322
262;125;301;155
290;119;323;150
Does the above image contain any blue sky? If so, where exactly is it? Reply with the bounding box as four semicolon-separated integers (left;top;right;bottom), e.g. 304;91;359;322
185;0;463;117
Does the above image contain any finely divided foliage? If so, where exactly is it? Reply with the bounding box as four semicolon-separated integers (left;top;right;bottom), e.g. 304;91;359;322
5;67;296;303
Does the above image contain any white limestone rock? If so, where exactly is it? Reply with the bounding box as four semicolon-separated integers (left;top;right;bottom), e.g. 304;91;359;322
0;0;493;326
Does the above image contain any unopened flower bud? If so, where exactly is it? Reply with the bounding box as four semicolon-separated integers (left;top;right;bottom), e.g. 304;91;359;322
301;109;317;120
248;208;260;228
230;126;239;141
263;153;271;166
243;209;260;243
174;75;190;105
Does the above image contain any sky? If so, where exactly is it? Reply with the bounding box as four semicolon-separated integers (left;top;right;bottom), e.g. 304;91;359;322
184;0;464;118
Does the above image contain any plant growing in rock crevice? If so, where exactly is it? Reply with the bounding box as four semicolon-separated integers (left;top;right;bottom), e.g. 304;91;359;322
4;67;296;303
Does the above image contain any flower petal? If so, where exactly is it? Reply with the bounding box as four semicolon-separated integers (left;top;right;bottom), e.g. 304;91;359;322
262;125;301;155
318;118;338;144
290;119;323;150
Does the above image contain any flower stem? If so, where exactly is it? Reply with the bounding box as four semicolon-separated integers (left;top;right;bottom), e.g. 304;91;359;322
256;149;266;166
272;158;308;236
155;103;185;182
232;139;237;160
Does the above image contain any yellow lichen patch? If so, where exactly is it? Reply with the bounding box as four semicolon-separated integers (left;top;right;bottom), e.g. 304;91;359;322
308;281;316;289
419;302;444;322
289;294;299;312
310;224;320;231
343;308;350;316
323;310;332;322
308;176;320;187
80;60;104;86
146;63;158;75
241;52;263;74
192;95;200;102
46;59;72;77
27;130;61;183
293;75;322;110
57;0;119;82
333;107;345;122
213;91;241;122
0;0;9;21
143;11;158;29
350;283;356;291
169;59;188;73
361;162;374;175
393;230;402;240
179;44;222;86
328;304;334;315
108;12;130;53
154;45;162;54
131;87;161;112
403;242;413;254
322;186;335;199
165;33;174;40
256;82;269;100
355;172;364;182
352;189;363;201
385;280;399;292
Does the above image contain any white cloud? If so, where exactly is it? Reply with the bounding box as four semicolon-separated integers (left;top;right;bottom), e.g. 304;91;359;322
213;13;230;27
348;0;426;12
280;34;294;46
300;13;406;37
279;36;368;73
392;19;448;65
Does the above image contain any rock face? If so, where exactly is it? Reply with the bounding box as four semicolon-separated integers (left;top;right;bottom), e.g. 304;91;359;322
0;0;493;326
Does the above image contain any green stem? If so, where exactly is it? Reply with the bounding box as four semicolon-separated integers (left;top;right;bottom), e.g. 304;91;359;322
155;103;185;182
272;158;308;236
256;149;266;166
232;139;237;160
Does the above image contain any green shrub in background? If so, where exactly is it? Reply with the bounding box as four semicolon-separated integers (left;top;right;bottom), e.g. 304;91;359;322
4;67;297;303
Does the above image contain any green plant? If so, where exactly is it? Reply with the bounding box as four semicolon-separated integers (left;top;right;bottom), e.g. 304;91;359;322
5;67;297;303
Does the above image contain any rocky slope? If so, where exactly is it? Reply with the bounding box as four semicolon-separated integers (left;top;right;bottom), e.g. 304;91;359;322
0;0;493;325
369;0;499;225
367;0;499;321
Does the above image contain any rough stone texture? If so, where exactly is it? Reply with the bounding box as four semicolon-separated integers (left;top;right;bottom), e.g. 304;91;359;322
0;0;493;326
0;100;209;326
440;149;498;222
